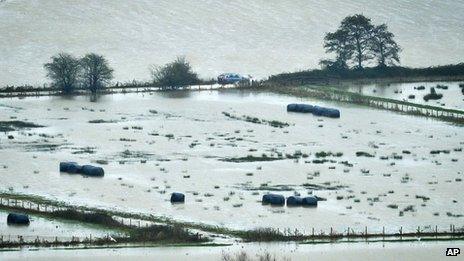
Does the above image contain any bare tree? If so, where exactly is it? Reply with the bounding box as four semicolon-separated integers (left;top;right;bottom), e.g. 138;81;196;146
370;24;401;67
44;53;81;94
80;53;114;93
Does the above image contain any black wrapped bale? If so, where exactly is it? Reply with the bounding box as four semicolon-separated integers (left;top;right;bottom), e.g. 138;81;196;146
423;87;443;101
170;192;185;203
301;196;318;207
287;103;340;118
312;106;340;118
262;194;285;206
59;162;82;173
80;165;104;177
287;103;314;113
286;196;303;206
7;213;30;225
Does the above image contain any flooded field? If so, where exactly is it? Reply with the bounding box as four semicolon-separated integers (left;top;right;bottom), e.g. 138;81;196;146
346;81;464;110
0;240;460;261
0;88;463;235
0;210;116;239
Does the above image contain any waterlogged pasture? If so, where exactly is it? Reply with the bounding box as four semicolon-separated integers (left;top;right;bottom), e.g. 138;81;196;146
346;81;464;110
0;89;463;234
0;210;115;238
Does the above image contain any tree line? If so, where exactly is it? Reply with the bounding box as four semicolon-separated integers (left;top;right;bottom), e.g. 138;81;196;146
44;53;114;94
44;14;401;94
321;14;401;70
44;53;200;94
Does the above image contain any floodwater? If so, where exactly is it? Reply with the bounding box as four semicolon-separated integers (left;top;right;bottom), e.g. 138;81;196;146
346;81;464;110
1;0;464;86
0;88;463;235
0;210;116;239
0;241;460;261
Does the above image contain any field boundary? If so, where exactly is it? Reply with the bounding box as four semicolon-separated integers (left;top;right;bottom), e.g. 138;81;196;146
263;84;464;124
0;83;246;99
1;195;463;248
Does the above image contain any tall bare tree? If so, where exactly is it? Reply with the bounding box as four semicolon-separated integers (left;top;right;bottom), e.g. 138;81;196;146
370;24;401;67
44;53;81;94
80;53;114;93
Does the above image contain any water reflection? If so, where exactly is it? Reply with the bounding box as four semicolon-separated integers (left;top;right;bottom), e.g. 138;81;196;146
157;90;192;99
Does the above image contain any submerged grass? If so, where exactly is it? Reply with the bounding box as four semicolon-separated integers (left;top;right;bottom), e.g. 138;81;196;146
0;121;44;132
222;112;290;128
2;192;464;245
0;200;206;245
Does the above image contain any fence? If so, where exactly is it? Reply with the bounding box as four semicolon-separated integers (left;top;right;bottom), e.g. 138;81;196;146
1;196;463;247
0;197;154;229
0;83;247;99
267;85;464;123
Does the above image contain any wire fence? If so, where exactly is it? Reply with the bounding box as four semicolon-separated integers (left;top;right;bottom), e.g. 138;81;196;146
0;197;155;229
0;82;251;98
1;196;463;247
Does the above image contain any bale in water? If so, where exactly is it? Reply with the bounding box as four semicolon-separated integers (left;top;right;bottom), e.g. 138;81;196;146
7;213;30;225
301;196;318;207
312;106;340;118
59;162;82;174
287;103;340;118
287;104;314;113
262;194;285;205
80;165;104;177
286;196;303;206
170;192;185;203
423;87;443;101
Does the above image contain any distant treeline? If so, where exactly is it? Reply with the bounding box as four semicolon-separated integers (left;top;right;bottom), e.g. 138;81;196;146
0;55;215;94
266;63;464;86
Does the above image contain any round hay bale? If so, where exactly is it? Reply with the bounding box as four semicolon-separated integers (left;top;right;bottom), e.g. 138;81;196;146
59;162;82;174
170;192;185;203
301;196;318;207
262;194;285;205
312;106;340;118
286;196;303;206
287;103;314;113
262;194;271;204
80;165;104;177
7;213;30;225
287;104;298;112
298;104;314;113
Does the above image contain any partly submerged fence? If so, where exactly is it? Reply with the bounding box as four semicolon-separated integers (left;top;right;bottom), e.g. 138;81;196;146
0;82;252;98
1;196;464;247
0;197;155;229
0;234;116;248
266;85;464;124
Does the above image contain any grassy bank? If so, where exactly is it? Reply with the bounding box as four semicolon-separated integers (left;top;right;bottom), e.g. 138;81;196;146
266;64;464;86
